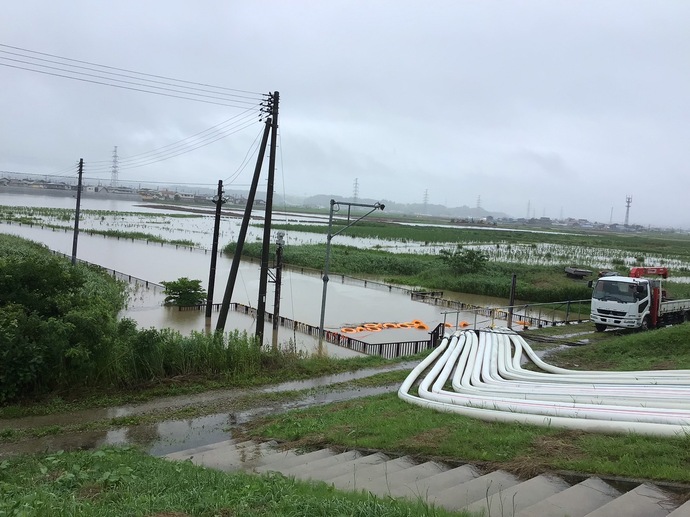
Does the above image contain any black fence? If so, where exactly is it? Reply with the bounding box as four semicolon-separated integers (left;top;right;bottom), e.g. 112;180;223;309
183;301;443;358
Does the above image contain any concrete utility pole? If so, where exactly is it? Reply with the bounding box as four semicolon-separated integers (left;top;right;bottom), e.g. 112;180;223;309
206;180;225;319
271;231;285;350
71;158;84;266
216;117;272;332
256;91;279;345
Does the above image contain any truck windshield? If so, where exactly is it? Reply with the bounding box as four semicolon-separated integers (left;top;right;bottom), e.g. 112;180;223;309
593;280;638;303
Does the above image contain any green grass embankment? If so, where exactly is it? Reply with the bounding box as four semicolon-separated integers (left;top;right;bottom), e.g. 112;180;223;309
0;447;462;516
248;324;690;483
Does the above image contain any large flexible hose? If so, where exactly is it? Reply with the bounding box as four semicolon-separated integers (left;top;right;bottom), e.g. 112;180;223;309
398;328;690;437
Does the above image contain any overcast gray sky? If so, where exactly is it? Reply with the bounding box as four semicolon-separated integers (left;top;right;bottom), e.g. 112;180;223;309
2;1;689;228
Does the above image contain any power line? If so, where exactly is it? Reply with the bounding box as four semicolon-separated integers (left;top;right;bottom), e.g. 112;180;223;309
0;44;268;109
82;117;260;175
84;110;260;172
88;108;259;165
224;125;266;184
0;164;79;179
0;43;264;97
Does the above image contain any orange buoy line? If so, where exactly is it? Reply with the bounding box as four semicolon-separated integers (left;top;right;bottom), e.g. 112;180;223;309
340;320;429;333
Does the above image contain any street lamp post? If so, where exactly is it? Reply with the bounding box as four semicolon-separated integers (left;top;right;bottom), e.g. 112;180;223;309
318;199;384;351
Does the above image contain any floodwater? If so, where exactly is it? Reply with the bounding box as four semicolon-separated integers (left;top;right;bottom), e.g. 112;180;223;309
0;193;506;357
0;363;417;458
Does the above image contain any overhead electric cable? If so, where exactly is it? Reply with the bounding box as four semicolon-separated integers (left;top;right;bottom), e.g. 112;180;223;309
82;117;260;175
0;59;262;109
223;126;265;184
88;108;258;165
0;43;264;97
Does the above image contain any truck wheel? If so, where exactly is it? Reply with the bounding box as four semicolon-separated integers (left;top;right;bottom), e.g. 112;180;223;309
594;323;607;332
640;316;651;331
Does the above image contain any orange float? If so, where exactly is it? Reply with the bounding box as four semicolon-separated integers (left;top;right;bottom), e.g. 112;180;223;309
341;320;431;332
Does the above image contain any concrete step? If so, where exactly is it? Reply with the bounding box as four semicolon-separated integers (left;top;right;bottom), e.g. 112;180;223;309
365;460;448;498
164;438;238;461
429;469;520;511
584;483;675;517
165;440;280;472
462;474;570;517
390;463;481;499
327;456;417;492
515;476;621;517
255;447;335;474
668;498;690;517
300;452;389;482
279;450;361;478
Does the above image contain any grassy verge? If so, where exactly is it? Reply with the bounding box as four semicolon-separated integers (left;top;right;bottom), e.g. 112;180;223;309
247;392;690;483
0;354;394;419
0;447;464;516
0;371;410;444
546;323;690;371
246;325;690;483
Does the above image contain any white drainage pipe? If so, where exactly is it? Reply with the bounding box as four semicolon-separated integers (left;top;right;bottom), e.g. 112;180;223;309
398;329;690;437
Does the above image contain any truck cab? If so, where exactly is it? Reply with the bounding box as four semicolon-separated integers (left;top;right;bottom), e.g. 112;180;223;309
590;276;652;331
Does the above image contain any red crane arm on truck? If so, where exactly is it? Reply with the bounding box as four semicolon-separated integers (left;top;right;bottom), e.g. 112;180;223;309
629;267;668;279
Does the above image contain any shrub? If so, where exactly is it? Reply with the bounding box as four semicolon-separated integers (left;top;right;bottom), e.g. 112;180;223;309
160;277;207;306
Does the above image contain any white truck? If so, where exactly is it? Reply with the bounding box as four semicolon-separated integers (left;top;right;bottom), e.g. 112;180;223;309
590;267;690;331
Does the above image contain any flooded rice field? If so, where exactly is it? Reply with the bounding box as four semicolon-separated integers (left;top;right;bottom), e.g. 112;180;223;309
5;193;690;270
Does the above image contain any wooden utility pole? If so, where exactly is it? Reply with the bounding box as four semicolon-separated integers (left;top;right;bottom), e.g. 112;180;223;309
216;117;272;332
256;91;279;344
205;180;224;319
71;158;84;266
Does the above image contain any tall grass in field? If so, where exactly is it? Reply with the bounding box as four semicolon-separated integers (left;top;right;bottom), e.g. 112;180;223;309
106;322;271;386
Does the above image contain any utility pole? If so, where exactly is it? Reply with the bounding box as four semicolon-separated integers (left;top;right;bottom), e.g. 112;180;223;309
271;231;285;350
205;180;225;319
216;117;272;332
256;91;279;345
318;199;385;351
71;158;84;266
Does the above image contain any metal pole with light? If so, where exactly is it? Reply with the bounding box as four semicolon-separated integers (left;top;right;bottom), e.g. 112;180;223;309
318;199;385;351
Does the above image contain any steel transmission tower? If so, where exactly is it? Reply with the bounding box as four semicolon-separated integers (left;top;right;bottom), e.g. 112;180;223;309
110;146;119;187
624;195;632;227
352;178;359;202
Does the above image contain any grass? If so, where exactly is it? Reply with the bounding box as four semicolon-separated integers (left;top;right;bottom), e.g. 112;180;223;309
247;392;690;483
0;353;393;419
245;324;690;483
0;447;466;516
546;323;690;371
0;371;410;444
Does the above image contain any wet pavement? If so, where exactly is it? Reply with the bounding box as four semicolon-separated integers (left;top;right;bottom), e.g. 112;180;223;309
0;362;418;459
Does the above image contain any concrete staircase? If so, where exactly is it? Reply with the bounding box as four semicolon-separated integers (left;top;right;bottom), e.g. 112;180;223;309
165;440;690;517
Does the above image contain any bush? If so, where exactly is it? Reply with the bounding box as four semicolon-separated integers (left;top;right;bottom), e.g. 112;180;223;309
160;277;207;306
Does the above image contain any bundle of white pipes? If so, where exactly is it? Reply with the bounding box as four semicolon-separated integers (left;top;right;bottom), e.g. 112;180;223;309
398;328;690;437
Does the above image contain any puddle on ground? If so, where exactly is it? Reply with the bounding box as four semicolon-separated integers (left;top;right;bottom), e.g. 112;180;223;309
0;364;415;459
